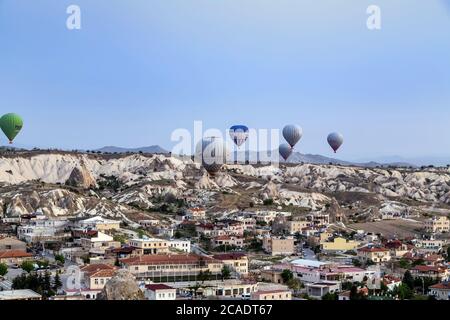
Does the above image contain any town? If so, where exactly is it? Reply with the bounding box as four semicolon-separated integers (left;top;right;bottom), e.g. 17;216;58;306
0;157;449;302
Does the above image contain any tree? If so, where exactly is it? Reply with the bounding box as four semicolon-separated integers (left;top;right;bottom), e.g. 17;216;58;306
221;265;231;280
21;261;35;273
352;259;362;267
54;254;65;265
322;292;338;300
399;258;410;269
281;269;294;283
0;263;7;277
402;270;415;290
350;285;359;300
53;273;63;292
286;278;302;292
392;283;413;300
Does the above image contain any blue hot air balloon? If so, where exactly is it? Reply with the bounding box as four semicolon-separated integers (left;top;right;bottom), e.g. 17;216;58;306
327;132;344;153
282;124;303;148
229;125;249;147
279;143;293;161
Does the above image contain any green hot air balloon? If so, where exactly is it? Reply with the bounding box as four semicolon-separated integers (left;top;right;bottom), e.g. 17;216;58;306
0;113;23;144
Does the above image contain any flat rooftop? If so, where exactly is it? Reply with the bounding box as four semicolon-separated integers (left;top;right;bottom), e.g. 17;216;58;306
0;289;42;300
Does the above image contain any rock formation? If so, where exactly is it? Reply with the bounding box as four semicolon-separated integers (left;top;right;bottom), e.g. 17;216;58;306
66;162;96;189
97;270;145;300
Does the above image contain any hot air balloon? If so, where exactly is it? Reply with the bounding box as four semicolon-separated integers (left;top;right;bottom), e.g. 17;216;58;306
0;113;23;144
195;137;228;175
279;143;293;161
327;132;344;153
282;124;302;148
229;125;249;147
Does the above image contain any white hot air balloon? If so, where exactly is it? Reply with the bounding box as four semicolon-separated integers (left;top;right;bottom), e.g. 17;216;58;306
195;137;228;175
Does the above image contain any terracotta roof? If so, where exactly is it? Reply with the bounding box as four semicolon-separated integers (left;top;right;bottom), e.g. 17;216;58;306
145;284;175;291
384;240;403;249
411;265;445;273
429;283;450;290
89;269;116;278
212;253;247;260
0;250;32;259
80;263;115;273
112;246;136;254
121;254;218;266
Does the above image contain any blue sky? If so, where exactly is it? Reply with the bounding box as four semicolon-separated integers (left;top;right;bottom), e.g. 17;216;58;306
0;0;449;161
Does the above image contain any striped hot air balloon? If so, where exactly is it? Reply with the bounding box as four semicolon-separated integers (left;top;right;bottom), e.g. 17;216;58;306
282;124;302;148
327;132;344;153
279;143;293;161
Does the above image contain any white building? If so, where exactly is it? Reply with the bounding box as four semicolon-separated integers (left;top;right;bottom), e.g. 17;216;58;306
17;217;70;243
78;216;121;231
169;239;191;253
144;284;177;300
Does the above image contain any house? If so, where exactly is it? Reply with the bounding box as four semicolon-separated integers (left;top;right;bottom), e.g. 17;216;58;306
64;264;117;300
144;284;177;300
288;220;312;235
261;268;286;284
306;282;341;299
233;216;256;231
414;238;445;253
120;254;224;281
251;289;292;301
0;237;26;251
306;213;330;226
185;207;206;220
357;247;391;263
424;216;449;234
81;264;117;291
208;280;257;298
382;275;402;291
410;265;448;281
168;239;191;253
428;282;450;300
384;240;411;258
138;219;160;228
81;232;120;252
211;236;244;249
320;237;360;252
128;238;170;255
78;216;121;231
17;217;70;243
262;236;295;256
291;261;375;284
212;253;249;275
0;250;33;265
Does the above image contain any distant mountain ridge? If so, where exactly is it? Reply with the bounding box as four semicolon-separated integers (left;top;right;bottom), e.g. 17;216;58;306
235;150;415;168
94;145;168;154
